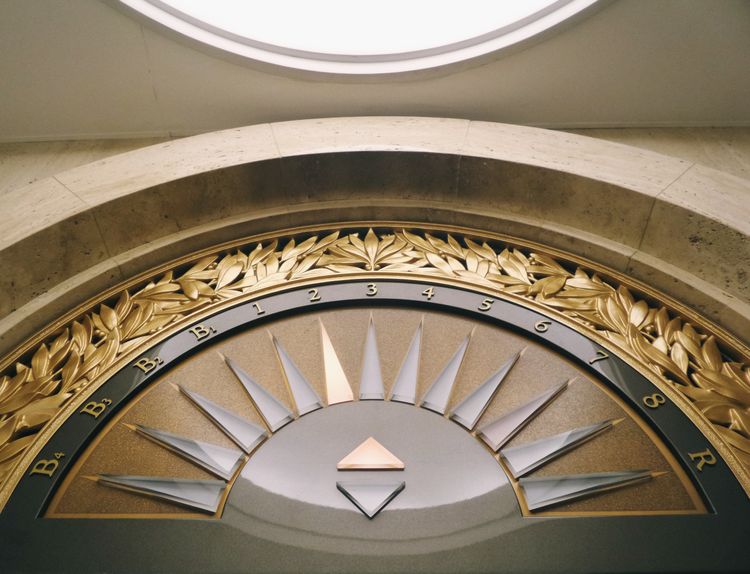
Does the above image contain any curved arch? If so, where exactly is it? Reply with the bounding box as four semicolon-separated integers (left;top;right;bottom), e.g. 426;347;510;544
1;117;748;353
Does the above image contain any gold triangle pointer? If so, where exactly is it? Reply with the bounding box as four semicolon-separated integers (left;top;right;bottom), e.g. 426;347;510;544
337;437;405;470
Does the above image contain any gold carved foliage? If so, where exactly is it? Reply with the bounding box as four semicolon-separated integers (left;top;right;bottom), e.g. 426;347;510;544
1;228;749;486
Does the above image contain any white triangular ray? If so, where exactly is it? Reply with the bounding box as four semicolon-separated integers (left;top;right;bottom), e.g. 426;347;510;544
133;425;243;480
520;470;654;511
450;350;521;429
478;381;568;451
420;334;471;414
337;437;404;470
223;355;294;432
178;385;268;453
320;322;354;405
337;481;405;519
390;321;422;404
272;335;324;415
97;475;226;514
501;419;616;478
359;316;384;400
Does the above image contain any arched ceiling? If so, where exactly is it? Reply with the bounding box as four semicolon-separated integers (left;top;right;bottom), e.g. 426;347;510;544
0;0;748;141
1;118;747;352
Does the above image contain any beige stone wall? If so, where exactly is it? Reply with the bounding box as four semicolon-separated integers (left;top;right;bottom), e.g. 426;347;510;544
0;118;747;354
2;128;749;196
568;128;750;181
0;138;173;196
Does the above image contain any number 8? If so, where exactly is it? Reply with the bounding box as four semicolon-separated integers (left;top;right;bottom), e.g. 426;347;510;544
643;393;666;409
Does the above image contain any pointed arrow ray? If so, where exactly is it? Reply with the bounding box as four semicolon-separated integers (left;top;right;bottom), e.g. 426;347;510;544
223;354;294;432
420;331;472;415
478;380;569;451
450;349;522;430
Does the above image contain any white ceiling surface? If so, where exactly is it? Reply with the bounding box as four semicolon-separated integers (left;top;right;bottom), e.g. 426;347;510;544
0;0;749;142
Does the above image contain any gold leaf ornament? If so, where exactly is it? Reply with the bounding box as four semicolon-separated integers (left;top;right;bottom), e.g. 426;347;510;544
0;227;748;494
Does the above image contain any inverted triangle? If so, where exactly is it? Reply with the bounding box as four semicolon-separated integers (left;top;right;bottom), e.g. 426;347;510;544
337;481;405;519
337;437;405;470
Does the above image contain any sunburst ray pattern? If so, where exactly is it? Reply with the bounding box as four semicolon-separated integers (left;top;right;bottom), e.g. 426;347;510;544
93;312;668;516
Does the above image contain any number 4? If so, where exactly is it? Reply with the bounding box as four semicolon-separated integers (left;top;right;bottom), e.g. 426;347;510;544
422;287;435;301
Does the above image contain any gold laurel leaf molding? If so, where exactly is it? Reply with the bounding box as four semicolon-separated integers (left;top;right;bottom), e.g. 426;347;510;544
0;223;748;508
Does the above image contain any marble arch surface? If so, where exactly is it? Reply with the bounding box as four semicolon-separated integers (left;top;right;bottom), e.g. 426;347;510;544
0;117;747;355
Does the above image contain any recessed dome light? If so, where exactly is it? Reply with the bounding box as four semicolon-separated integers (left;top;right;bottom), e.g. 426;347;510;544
121;0;601;74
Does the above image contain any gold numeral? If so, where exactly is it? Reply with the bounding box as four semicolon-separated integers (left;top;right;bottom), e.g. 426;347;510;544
478;298;494;311
689;449;717;471
534;320;551;333
188;324;217;341
29;452;65;477
133;356;163;374
588;350;609;364
252;302;265;315
308;288;321;302
643;393;666;409
366;283;378;297
80;398;112;419
422;287;435;301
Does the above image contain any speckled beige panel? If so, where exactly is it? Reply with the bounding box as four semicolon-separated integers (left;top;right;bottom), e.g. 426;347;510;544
271;117;471;157
639;165;750;302
465;121;692;196
54;125;278;205
0;178;85;247
457;158;655;248
566;128;750;182
88;160;284;255
0;138;172;196
0;177;100;317
279;152;460;205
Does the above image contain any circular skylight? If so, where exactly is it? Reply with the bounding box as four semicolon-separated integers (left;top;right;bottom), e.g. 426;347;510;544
123;0;600;74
